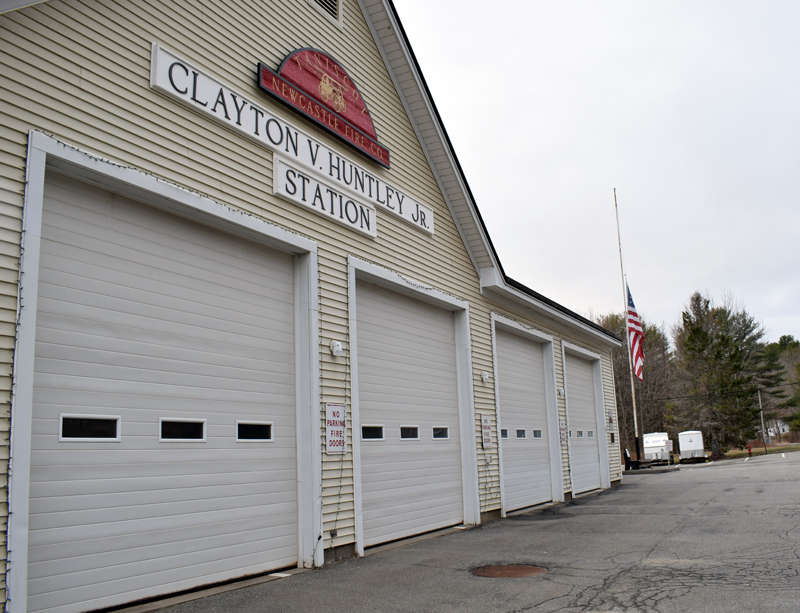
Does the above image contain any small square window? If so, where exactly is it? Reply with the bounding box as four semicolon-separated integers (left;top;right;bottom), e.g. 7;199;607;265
588;430;594;438
577;430;584;438
516;429;526;439
501;429;508;439
433;427;449;439
362;425;384;440
60;414;121;442
237;421;273;442
160;419;206;441
400;426;419;440
533;429;543;439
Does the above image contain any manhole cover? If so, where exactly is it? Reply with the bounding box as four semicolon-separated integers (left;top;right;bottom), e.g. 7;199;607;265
470;564;547;578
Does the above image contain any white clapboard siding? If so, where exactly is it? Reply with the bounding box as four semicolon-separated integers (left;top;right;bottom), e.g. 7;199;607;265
565;353;602;494
355;281;463;546
495;329;552;511
602;353;622;482
27;174;297;613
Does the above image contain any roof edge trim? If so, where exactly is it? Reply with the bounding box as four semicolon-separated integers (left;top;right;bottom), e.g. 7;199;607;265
0;0;47;15
480;268;621;345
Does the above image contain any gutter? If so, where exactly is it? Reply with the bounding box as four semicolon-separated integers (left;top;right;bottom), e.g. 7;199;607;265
480;268;621;346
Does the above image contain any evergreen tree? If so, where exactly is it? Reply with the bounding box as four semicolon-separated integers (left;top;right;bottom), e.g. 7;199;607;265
671;292;790;456
764;336;800;440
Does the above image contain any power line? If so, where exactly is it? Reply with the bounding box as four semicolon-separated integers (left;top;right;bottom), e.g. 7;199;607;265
628;380;800;405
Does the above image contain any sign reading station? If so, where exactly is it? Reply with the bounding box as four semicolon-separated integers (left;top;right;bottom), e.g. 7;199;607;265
274;155;376;238
149;43;433;236
258;49;389;168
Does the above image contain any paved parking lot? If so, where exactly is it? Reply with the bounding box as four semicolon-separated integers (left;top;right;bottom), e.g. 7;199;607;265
134;452;800;613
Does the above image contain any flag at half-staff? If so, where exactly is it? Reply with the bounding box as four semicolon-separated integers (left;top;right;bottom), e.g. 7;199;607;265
626;285;644;380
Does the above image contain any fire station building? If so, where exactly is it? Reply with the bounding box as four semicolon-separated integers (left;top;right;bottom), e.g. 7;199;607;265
0;1;621;611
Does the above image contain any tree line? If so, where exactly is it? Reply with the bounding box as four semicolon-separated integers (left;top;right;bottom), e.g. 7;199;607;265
597;292;800;458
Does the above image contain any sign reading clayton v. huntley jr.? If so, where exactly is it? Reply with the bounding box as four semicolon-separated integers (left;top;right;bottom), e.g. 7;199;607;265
149;43;434;236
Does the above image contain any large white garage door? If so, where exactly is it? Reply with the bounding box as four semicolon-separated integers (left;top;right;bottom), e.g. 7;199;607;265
496;329;552;511
565;353;602;494
27;174;298;613
356;281;463;546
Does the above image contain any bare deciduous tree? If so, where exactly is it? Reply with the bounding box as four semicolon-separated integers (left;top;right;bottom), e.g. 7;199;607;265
596;312;675;459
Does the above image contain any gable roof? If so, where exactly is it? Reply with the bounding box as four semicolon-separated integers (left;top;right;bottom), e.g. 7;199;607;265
359;0;620;346
1;0;619;346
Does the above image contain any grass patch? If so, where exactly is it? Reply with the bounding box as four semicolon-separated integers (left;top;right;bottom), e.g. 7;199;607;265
725;444;800;458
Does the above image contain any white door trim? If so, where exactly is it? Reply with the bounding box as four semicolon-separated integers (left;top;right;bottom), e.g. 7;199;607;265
348;256;480;556
491;314;564;516
8;131;322;613
561;341;611;492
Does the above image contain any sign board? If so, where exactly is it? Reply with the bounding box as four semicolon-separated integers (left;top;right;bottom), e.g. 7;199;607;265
149;44;434;235
665;440;673;452
765;437;771;444
274;155;376;237
258;49;390;167
559;419;568;444
481;415;492;449
326;403;347;454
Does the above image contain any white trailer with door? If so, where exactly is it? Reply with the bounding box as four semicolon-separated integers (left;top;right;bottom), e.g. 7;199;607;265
679;431;706;462
643;432;671;464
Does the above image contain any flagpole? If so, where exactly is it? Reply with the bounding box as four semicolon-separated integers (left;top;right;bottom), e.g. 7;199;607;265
614;188;642;468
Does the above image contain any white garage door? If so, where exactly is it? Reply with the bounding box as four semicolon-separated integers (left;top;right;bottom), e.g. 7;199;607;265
27;174;298;613
356;281;463;546
496;329;552;511
565;353;602;494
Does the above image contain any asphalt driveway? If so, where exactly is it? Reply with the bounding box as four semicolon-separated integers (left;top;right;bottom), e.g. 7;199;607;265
133;452;800;613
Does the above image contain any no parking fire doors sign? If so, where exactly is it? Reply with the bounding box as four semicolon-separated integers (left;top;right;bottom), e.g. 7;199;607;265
326;403;347;454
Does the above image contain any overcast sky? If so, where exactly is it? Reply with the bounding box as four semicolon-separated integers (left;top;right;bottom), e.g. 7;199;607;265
391;0;800;342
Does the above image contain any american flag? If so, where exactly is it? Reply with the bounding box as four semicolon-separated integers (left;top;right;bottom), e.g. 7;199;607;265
627;285;644;380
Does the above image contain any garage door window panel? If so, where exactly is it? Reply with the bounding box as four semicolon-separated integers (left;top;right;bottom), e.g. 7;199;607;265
59;414;121;442
361;425;384;440
160;419;207;441
400;426;419;440
236;422;274;442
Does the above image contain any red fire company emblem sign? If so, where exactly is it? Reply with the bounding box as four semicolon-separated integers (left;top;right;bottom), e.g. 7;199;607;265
258;49;390;168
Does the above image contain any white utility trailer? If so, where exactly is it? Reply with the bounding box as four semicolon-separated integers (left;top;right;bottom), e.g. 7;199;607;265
679;431;706;462
643;432;671;464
